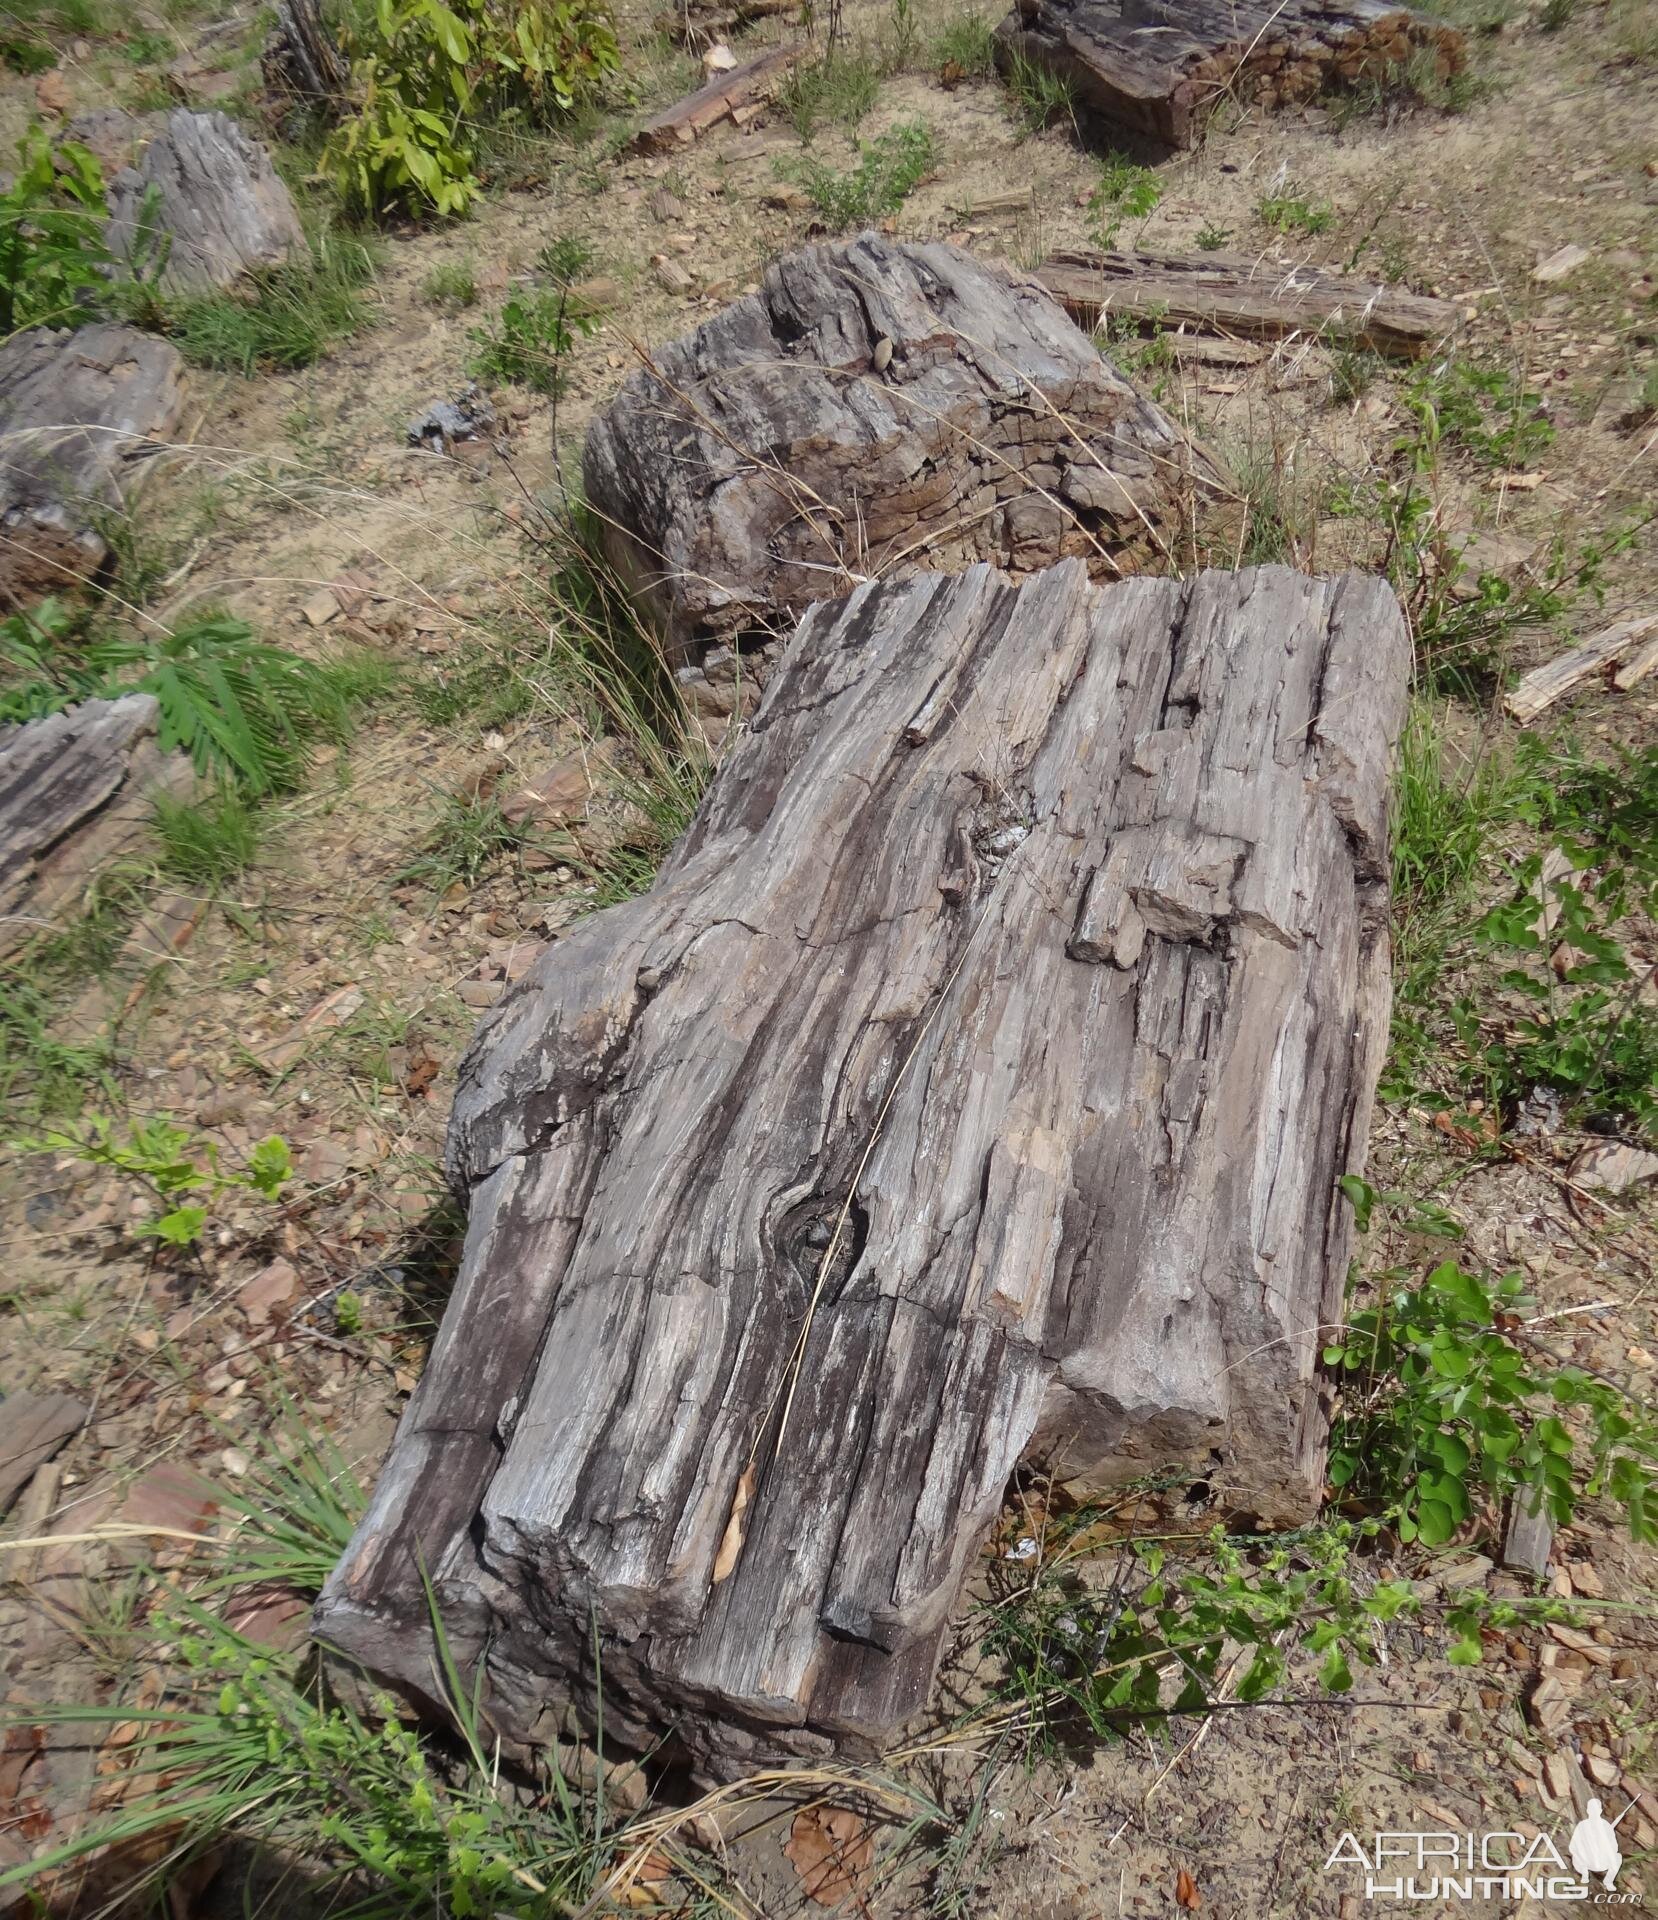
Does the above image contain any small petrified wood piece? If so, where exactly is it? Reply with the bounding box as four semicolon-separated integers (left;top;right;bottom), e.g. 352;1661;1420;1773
105;109;305;292
995;0;1465;151
261;0;350;113
0;323;187;608
0;695;196;958
627;44;800;153
0;1392;87;1515
583;234;1223;659
1037;248;1458;360
316;560;1410;1772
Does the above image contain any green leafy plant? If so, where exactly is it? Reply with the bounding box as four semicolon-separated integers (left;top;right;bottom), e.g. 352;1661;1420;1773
0;127;114;335
1258;189;1334;236
1328;1182;1658;1546
325;0;620;219
468;280;598;394
10;1115;291;1246
789;119;936;229
1407;354;1555;470
1;599;366;792
1086;153;1163;247
1194;220;1230;250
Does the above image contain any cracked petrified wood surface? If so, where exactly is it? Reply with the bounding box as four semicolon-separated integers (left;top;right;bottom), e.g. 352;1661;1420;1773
995;0;1464;151
315;560;1410;1772
582;234;1223;661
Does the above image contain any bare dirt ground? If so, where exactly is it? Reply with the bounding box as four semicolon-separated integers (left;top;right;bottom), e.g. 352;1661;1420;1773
1;0;1655;1911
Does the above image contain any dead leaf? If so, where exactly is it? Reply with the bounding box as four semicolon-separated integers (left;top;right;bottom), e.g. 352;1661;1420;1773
711;1463;755;1584
784;1807;874;1906
1176;1867;1202;1910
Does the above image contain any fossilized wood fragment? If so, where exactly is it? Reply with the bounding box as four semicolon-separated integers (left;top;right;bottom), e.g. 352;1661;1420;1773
1036;249;1459;360
0;695;195;958
105;109;305;292
582;234;1224;660
316;561;1409;1771
0;323;187;608
995;0;1465;151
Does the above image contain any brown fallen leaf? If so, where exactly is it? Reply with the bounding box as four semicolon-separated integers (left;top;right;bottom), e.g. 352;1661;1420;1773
785;1806;874;1906
1176;1866;1202;1909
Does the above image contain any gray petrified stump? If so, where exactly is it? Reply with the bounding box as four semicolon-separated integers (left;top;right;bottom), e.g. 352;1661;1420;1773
316;561;1410;1772
582;234;1225;661
0;323;187;609
995;0;1465;151
105;109;305;292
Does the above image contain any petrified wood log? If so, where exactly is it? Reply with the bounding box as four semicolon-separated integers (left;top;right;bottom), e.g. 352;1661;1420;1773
105;109;305;292
583;235;1224;661
315;559;1409;1771
1037;248;1459;360
0;695;195;958
261;0;350;114
0;323;187;610
627;44;800;153
994;0;1465;151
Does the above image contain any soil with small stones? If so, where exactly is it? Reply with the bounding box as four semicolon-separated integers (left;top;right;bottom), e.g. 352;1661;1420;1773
1;0;1655;1913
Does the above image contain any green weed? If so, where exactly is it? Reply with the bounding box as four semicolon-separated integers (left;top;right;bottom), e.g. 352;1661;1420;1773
1002;49;1074;133
788;120;937;229
931;8;996;75
779;48;883;141
0;127;113;333
398;795;531;893
1258;190;1334;236
1085;153;1162;248
1194;221;1230;250
420;257;479;307
468;281;599;395
159;226;378;374
0;978;116;1119
152;787;262;887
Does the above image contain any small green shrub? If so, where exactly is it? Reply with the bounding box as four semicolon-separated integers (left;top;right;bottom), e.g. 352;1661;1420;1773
1407;355;1554;469
1258;189;1334;236
1194;220;1230;250
931;8;995;75
789;119;936;229
1329;1184;1658;1546
10;1114;290;1246
1086;153;1163;247
325;0;620;219
0;128;113;334
468;279;599;394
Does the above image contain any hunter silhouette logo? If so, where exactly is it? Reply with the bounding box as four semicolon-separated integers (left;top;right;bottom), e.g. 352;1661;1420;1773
1568;1799;1626;1892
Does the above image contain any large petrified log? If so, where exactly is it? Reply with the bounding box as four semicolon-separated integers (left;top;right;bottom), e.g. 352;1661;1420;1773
315;559;1410;1771
995;0;1465;152
0;695;195;958
584;235;1224;662
1037;248;1459;360
105;109;306;292
0;323;187;609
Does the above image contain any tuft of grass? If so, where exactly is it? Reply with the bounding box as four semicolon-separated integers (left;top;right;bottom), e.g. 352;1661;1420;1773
1329;344;1384;405
468;267;599;396
1225;429;1320;568
398;796;530;894
1001;48;1075;133
780;48;882;141
931;8;996;75
152;787;262;887
0;977;116;1119
152;227;379;374
1195;221;1230;250
420;257;478;308
788;120;937;229
1610;0;1658;60
1257;190;1334;236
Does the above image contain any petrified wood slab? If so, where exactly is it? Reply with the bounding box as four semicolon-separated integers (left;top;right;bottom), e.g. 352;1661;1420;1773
994;0;1465;152
0;694;195;959
0;323;187;609
1037;248;1459;360
583;235;1224;661
105;109;305;292
316;559;1410;1771
627;44;800;153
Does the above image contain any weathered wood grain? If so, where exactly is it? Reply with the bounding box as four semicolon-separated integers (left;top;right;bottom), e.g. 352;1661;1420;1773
316;559;1409;1772
627;45;800;153
995;0;1465;151
1504;614;1658;723
583;235;1225;661
0;695;195;958
1037;248;1459;360
0;323;187;609
105;110;305;293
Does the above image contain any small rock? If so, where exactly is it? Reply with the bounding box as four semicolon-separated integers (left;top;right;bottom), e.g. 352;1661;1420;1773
1568;1140;1658;1194
654;256;695;295
1532;243;1591;283
406;383;497;455
237;1257;299;1326
301;587;340;627
649;185;685;223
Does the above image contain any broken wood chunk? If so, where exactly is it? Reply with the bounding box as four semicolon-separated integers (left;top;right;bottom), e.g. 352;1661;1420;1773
315;558;1411;1772
583;234;1225;659
0;695;195;960
105;109;306;292
995;0;1465;151
627;44;799;153
1504;613;1658;723
0;1392;88;1516
1036;249;1458;360
0;322;187;608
